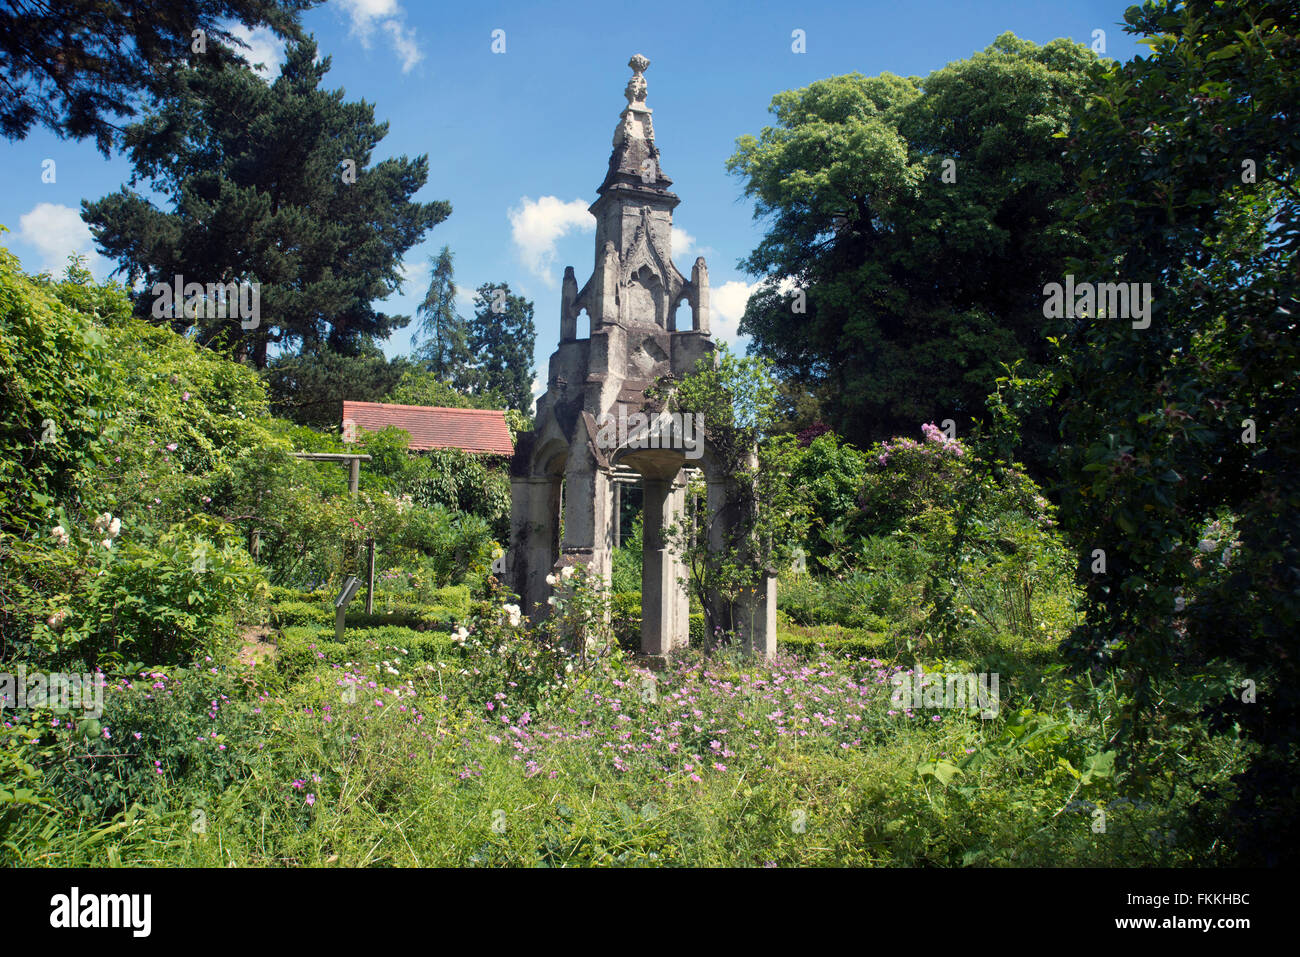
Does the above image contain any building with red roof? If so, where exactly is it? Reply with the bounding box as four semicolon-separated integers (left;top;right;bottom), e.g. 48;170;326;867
341;400;514;456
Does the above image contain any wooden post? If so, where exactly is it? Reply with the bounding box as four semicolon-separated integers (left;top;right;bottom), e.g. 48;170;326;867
613;482;622;549
249;527;260;559
349;457;361;496
365;537;375;614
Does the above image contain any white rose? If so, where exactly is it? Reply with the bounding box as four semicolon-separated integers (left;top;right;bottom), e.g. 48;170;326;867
101;538;112;550
108;517;121;538
545;573;557;586
560;565;575;581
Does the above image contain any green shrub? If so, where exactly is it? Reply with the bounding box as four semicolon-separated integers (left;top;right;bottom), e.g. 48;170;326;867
271;600;332;628
269;585;327;605
689;612;705;647
611;592;642;649
777;623;897;659
14;514;266;669
42;664;270;821
0;252;123;538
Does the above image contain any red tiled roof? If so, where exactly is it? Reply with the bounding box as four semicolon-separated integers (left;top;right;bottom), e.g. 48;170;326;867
342;400;513;455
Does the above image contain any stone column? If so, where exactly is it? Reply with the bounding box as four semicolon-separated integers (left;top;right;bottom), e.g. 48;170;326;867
642;471;690;657
613;481;622;549
560;461;614;587
736;573;777;659
509;475;561;620
702;464;776;659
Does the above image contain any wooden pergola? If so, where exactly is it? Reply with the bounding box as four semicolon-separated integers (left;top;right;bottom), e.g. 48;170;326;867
292;452;372;496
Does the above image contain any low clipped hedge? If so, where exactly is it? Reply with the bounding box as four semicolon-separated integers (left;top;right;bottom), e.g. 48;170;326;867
776;622;898;659
275;624;456;679
270;585;469;632
269;585;328;606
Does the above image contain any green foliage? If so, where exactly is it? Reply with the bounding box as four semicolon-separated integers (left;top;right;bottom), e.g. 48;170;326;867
414;246;473;386
1051;0;1300;863
14;514;267;669
0;0;316;153
0;249;123;536
264;347;415;428
776;623;894;659
43;664;270;820
788;431;867;558
82;38;449;366
464;282;537;413
383;368;502;410
728;34;1103;456
611;512;644;594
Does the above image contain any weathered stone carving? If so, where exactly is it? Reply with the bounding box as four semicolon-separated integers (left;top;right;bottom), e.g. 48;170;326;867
507;55;776;660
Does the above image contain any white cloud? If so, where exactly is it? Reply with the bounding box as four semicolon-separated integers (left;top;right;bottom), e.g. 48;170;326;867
509;196;595;285
390;258;427;299
709;279;759;343
672;226;695;258
335;0;422;71
670;225;713;261
454;287;477;317
229;24;284;78
383;20;422;73
337;0;400;34
17;203;109;278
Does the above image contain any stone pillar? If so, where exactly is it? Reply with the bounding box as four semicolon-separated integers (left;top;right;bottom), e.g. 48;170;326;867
736;573;777;659
702;465;776;659
561;267;579;340
510;475;561;620
641;471;690;657
669;473;691;649
691;257;710;333
560;461;614;587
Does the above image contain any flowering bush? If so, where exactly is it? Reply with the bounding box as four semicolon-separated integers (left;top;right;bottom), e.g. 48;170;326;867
13;513;267;669
39;662;269;820
447;569;621;720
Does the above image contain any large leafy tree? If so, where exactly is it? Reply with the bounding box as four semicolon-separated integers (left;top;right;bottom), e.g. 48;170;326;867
1049;0;1299;864
414;246;472;383
384;368;503;411
728;34;1103;457
83;39;449;367
264;345;415;428
465;281;536;412
0;0;317;154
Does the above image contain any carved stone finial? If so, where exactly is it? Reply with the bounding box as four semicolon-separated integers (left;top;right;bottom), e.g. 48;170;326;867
625;54;650;106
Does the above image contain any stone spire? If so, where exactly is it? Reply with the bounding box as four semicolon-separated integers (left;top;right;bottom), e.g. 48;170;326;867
597;54;674;197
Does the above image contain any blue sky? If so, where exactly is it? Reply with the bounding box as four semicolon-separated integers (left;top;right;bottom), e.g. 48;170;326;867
0;0;1142;398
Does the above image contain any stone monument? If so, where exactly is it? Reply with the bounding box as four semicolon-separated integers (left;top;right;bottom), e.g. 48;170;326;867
507;55;776;659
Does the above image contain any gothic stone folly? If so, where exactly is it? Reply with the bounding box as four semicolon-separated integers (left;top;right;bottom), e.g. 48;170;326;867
507;54;777;659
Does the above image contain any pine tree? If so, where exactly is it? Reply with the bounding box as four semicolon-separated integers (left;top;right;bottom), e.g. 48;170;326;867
0;0;317;154
466;282;536;412
415;246;472;383
83;39;449;367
